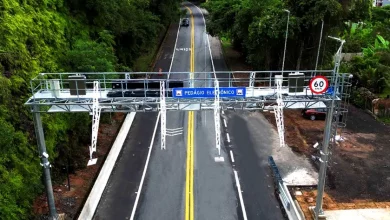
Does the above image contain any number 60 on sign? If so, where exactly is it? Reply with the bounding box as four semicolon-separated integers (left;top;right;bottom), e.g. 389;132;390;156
309;75;329;94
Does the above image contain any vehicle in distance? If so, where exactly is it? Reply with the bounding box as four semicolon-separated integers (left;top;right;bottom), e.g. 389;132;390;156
301;108;343;121
301;108;326;120
181;18;189;27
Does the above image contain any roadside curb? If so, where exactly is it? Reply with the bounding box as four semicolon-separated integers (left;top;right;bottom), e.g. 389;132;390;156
78;113;136;220
268;156;304;220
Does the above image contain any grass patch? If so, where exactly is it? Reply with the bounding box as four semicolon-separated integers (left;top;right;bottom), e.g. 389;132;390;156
220;36;233;71
378;116;390;125
220;36;232;49
379;87;390;98
133;25;168;72
133;43;158;72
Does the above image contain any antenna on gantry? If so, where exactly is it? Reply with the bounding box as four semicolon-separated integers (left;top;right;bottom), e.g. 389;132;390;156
274;75;285;148
88;81;101;166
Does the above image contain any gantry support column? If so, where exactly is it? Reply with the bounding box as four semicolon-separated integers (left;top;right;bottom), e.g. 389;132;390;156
32;105;58;220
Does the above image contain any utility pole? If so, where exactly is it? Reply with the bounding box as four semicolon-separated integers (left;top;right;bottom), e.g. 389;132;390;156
32;105;58;220
315;20;324;71
282;9;290;72
314;37;345;220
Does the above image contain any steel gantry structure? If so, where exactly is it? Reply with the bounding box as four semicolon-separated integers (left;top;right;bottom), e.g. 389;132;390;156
26;66;352;219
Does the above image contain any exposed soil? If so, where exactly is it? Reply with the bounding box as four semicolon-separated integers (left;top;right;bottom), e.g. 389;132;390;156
33;113;125;219
289;186;390;220
263;108;390;219
222;39;390;217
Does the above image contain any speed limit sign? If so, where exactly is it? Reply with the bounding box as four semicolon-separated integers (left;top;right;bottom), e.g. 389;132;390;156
309;76;329;94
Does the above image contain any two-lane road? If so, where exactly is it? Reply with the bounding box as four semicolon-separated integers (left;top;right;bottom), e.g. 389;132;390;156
93;2;283;220
136;3;237;220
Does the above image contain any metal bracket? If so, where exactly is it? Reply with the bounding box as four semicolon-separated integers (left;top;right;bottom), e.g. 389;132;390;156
40;161;51;168
249;72;256;88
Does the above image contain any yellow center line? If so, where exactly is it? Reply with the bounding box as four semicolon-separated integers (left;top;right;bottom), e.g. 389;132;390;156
185;6;195;220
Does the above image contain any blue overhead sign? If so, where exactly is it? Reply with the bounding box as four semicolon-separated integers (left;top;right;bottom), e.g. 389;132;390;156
172;87;246;98
326;86;334;95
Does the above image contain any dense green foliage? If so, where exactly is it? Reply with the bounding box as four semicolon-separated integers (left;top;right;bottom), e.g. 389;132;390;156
204;0;390;100
342;6;390;97
203;0;371;70
0;0;180;219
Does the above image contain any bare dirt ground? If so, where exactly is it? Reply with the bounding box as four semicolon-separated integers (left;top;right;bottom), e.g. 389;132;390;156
264;108;390;219
33;113;125;219
221;39;390;219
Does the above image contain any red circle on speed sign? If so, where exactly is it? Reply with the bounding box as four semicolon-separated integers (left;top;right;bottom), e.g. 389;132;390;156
309;76;329;94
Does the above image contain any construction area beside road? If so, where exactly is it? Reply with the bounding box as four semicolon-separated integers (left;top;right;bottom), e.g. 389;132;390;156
263;108;390;219
221;37;390;219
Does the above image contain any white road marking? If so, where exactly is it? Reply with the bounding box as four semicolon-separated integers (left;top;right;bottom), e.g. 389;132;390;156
168;18;182;78
230;150;235;163
176;48;191;51
166;127;183;136
167;127;183;131
234;170;248;220
223;119;227;128
226;133;231;143
222;110;225;115
190;3;216;74
130;112;161;220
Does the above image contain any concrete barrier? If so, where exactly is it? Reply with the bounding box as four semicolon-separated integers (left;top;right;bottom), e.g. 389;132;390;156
78;113;137;220
269;156;303;220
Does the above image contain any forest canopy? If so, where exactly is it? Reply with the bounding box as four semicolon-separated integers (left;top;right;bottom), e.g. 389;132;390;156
0;0;181;219
203;0;389;104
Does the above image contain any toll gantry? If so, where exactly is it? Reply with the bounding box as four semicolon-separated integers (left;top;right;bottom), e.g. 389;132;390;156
25;69;352;220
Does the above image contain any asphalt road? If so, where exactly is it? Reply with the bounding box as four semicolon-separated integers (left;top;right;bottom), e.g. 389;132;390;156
93;2;283;220
207;8;286;220
93;14;177;220
137;3;237;220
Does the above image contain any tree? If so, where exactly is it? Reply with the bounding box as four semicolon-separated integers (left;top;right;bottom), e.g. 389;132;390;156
347;35;390;93
0;0;182;218
66;32;117;72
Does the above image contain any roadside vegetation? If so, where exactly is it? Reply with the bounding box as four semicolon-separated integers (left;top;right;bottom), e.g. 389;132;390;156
0;0;181;219
203;0;390;122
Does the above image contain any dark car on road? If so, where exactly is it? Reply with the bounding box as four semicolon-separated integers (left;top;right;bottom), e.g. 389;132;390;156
302;108;343;121
181;18;189;27
301;108;327;120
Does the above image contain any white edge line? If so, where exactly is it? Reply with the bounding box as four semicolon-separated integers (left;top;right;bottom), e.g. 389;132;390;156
130;112;161;220
230;150;235;163
234;170;248;220
168;18;181;78
226;133;231;143
223;119;227;128
78;113;136;220
190;3;216;75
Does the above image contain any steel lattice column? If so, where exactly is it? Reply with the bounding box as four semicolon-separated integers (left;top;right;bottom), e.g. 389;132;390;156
88;81;101;165
214;79;221;155
160;80;166;150
273;75;285;148
314;37;345;220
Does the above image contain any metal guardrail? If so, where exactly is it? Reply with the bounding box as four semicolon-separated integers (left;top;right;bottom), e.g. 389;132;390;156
268;156;303;220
